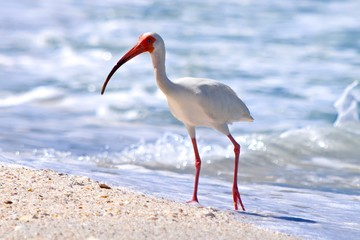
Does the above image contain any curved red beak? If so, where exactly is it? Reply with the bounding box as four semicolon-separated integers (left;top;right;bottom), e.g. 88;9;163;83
101;35;156;95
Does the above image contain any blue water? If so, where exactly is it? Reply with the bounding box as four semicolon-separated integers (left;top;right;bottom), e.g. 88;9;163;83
1;0;360;239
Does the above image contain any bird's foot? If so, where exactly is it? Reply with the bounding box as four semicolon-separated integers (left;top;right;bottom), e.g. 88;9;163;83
186;197;201;206
233;186;245;211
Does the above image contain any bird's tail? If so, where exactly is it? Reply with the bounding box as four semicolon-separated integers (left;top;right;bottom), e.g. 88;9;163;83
241;115;254;122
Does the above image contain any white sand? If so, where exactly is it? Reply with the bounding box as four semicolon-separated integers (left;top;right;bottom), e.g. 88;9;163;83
0;164;297;240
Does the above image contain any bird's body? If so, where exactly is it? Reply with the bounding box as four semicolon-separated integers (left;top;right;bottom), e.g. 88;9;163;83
166;77;253;136
101;32;253;211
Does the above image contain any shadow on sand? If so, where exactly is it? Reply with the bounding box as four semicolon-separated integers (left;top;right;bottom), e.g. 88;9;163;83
239;211;317;224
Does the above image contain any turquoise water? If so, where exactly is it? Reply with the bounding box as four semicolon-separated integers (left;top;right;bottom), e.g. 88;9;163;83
1;1;359;239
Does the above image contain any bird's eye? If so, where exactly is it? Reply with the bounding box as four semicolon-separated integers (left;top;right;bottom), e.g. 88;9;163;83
147;38;152;43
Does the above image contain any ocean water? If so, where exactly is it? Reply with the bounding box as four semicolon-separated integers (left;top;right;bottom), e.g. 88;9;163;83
1;0;360;239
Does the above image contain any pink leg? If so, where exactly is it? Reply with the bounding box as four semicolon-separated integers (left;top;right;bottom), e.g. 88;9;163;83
228;134;245;211
188;137;201;203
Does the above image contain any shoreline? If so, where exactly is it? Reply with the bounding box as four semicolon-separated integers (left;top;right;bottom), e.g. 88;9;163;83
0;164;297;240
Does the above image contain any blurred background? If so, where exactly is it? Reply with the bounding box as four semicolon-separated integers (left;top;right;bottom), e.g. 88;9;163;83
0;1;359;238
1;0;359;186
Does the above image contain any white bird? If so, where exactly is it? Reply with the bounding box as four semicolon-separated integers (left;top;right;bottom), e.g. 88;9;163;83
101;32;253;211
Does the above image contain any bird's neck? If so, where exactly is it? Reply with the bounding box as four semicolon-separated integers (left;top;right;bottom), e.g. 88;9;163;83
150;49;174;94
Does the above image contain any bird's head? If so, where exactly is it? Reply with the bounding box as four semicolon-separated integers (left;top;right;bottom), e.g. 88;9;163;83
101;32;162;94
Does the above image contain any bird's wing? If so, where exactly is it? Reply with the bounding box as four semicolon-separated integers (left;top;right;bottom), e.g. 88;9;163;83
194;79;253;123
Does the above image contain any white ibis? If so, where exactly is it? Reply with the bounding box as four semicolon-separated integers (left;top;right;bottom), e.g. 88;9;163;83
101;32;253;211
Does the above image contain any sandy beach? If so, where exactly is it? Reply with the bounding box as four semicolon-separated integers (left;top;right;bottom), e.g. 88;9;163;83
0;164;297;240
